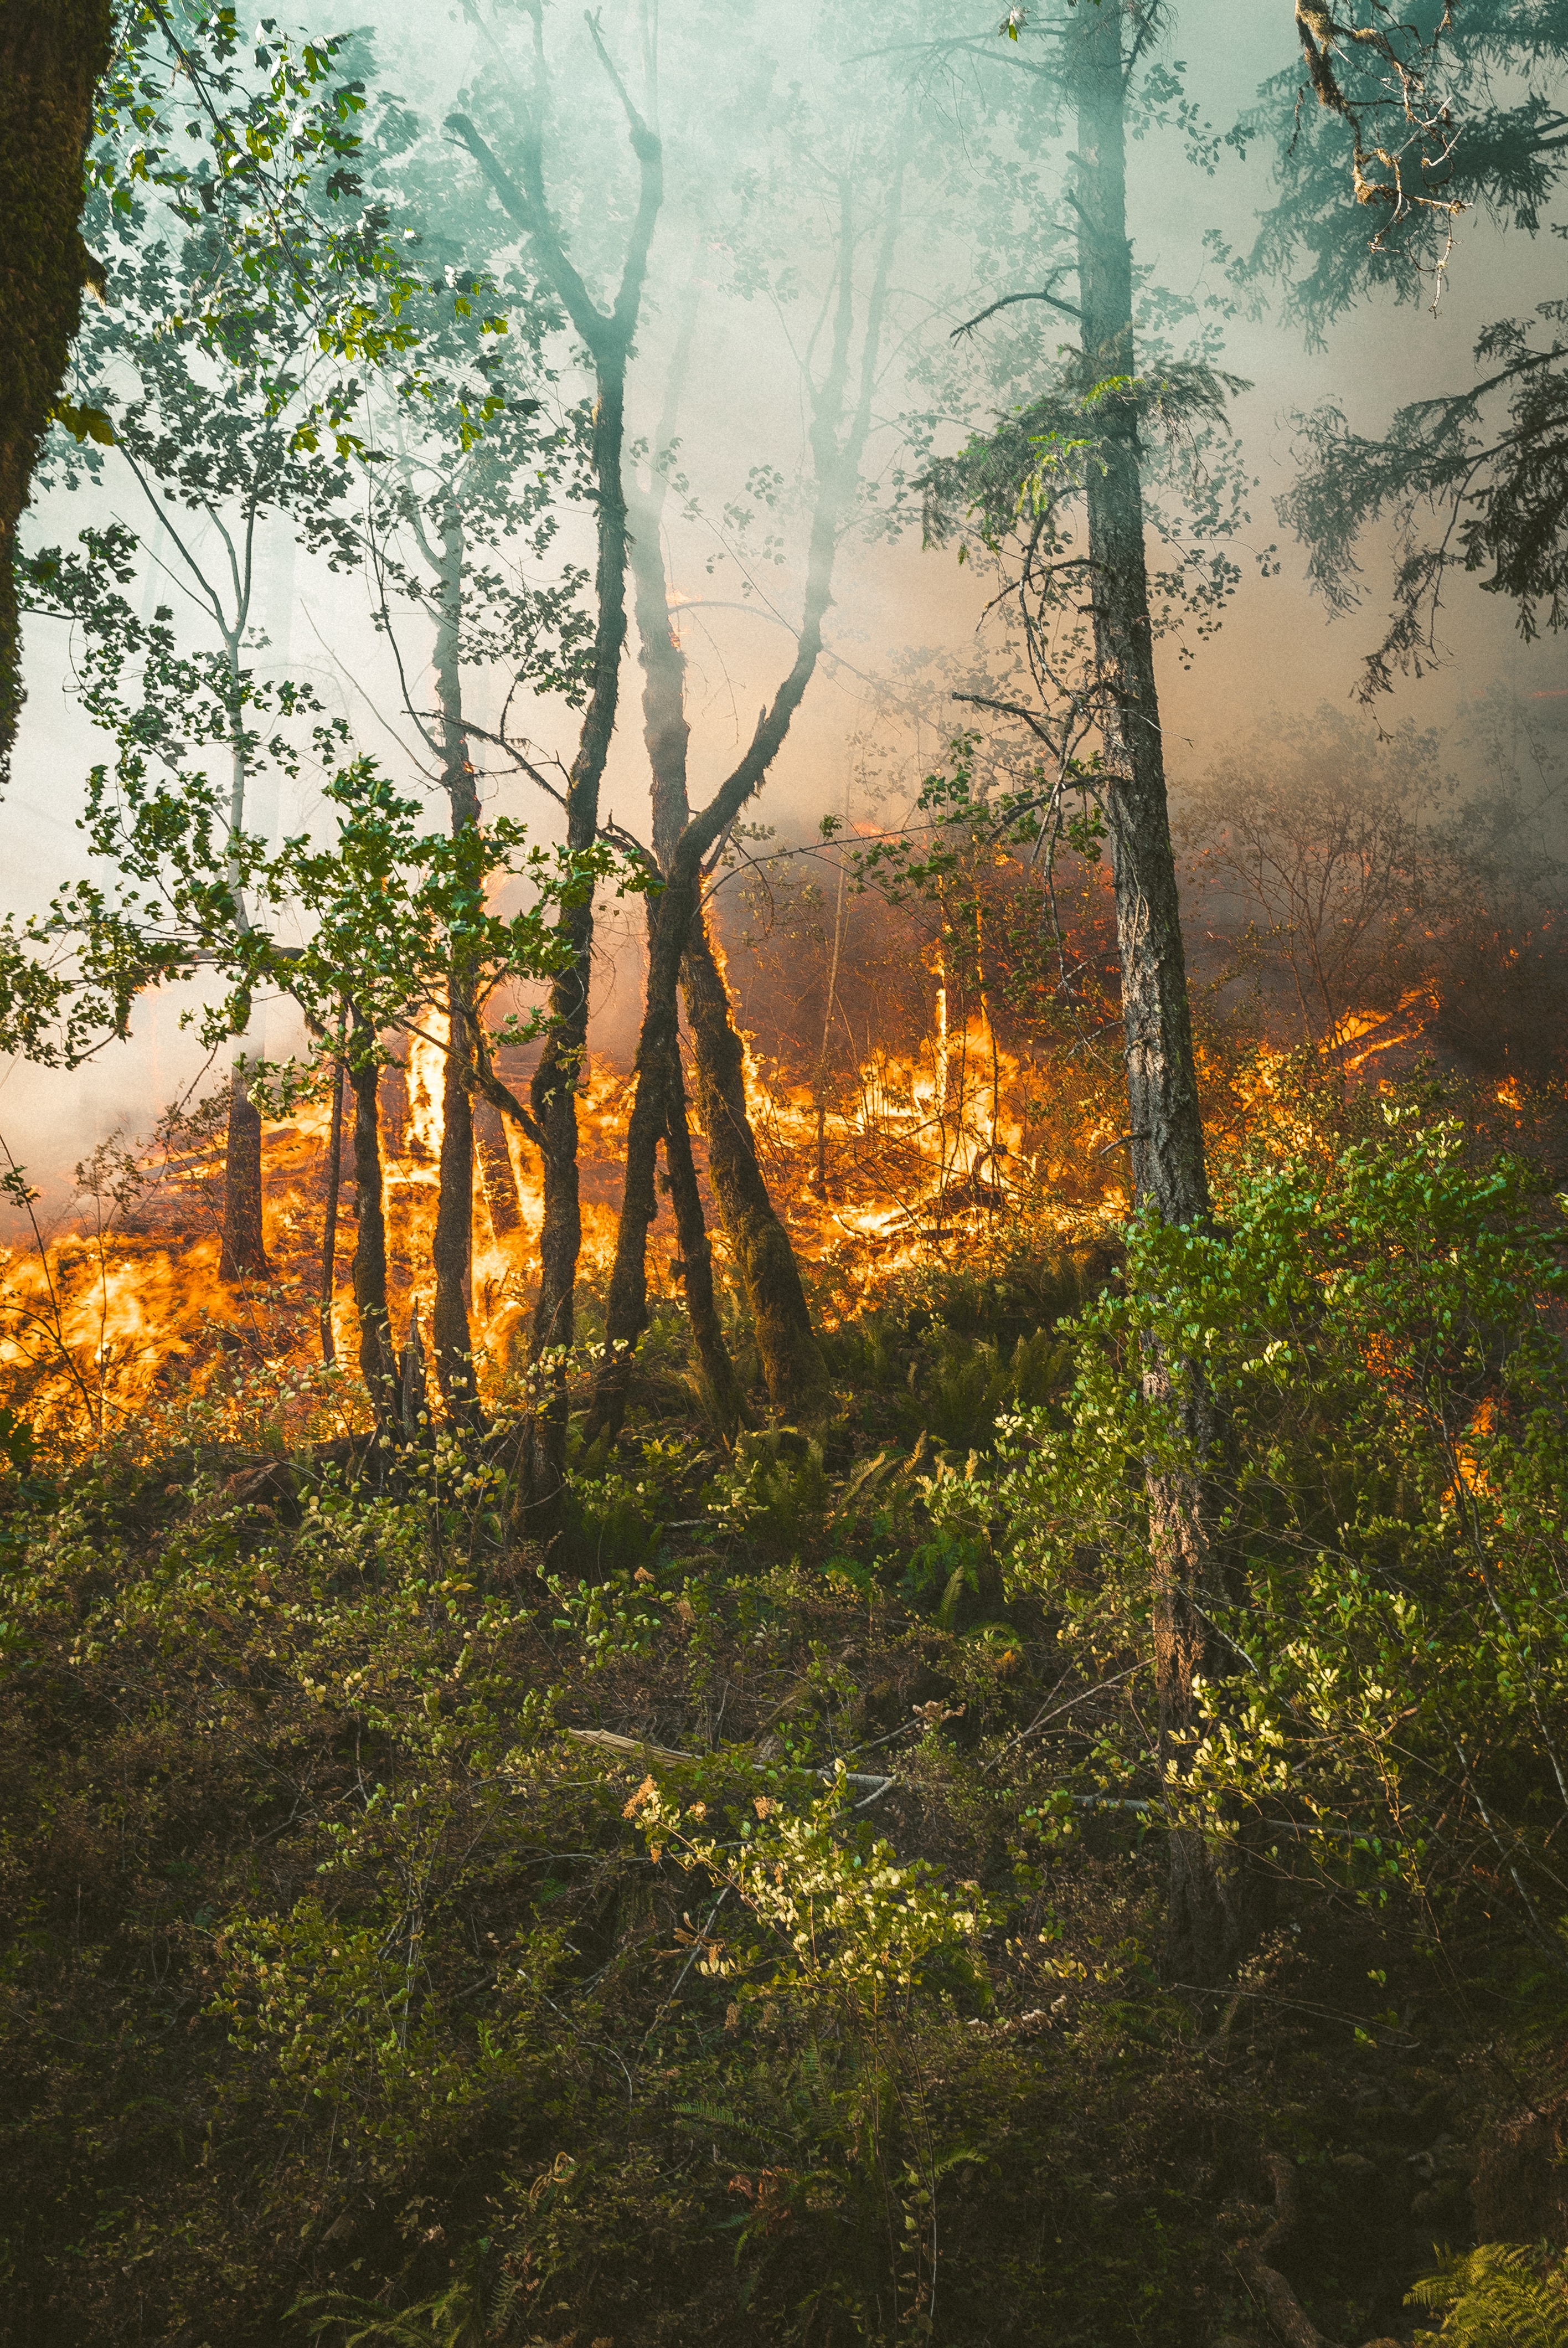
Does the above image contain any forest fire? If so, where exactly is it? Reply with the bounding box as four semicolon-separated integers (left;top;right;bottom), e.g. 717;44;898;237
10;4;1568;2344
2;920;1541;1455
0;1013;1103;1446
5;758;1567;1455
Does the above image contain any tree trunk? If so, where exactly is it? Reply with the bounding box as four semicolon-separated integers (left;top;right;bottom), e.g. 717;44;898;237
219;1065;269;1280
584;868;751;1446
426;502;485;1432
612;165;909;1425
447;97;661;1526
643;170;901;1408
1074;43;1209;1237
579;887;755;1443
1070;12;1242;1994
664;1047;751;1438
474;1096;524;1238
320;1034;346;1363
682;920;828;1415
615;367;749;1431
349;1026;395;1434
0;0;115;786
432;981;481;1428
586;877;703;1441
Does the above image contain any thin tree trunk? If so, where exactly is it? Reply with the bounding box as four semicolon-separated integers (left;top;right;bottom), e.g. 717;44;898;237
320;1014;346;1363
429;503;483;1430
610;310;746;1427
349;1021;395;1434
664;1047;750;1437
448;81;661;1519
0;0;115;787
586;879;694;1440
1070;11;1241;1994
814;816;849;1198
216;617;270;1280
612;166;906;1420
522;344;630;1481
219;1071;269;1280
432;991;481;1427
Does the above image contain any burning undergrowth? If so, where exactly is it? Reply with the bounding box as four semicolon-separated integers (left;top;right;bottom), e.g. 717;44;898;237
6;715;1568;1465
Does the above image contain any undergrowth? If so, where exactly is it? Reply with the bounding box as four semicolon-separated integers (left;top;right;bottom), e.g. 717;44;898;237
3;1118;1567;2346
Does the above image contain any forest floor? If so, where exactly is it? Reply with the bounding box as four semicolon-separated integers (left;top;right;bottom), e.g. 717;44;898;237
2;1110;1566;2346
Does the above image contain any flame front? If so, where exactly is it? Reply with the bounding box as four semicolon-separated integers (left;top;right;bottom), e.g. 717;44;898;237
0;936;1502;1453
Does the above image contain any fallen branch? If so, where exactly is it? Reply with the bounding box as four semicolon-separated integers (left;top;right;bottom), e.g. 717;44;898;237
1235;2151;1343;2348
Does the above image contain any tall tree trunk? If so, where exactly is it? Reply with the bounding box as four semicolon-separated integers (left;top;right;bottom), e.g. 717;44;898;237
664;1047;750;1438
682;923;828;1412
586;879;693;1441
429;502;483;1430
0;0;114;788
320;1028;346;1363
218;630;269;1280
432;992;481;1427
630;317;827;1414
219;1069;269;1280
349;1020;395;1435
611;164;907;1423
448;87;661;1522
522;348;632;1483
474;1097;524;1239
611;337;747;1427
1070;10;1242;1995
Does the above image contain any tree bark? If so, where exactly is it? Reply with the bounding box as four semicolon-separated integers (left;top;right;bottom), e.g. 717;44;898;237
320;1028;346;1363
605;168;906;1422
428;501;483;1430
218;1068;269;1280
448;83;661;1520
585;878;697;1441
0;0;114;787
474;1096;524;1238
1073;35;1209;1236
682;921;828;1413
641;402;831;1416
349;1023;395;1434
432;985;481;1428
1069;11;1242;1994
664;1047;750;1438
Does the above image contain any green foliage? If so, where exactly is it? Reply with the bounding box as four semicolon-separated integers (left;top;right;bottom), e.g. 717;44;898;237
894;1325;1071;1455
631;1765;990;2004
88;6;448;426
967;1111;1568;1948
298;2236;523;2346
0;1432;1224;2348
711;1428;832;1556
1410;2243;1568;2348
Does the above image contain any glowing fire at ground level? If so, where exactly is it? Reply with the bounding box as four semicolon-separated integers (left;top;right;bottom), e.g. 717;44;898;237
0;978;1552;1455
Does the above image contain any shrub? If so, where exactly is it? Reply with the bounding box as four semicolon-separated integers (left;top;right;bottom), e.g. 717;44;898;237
963;1113;1568;1954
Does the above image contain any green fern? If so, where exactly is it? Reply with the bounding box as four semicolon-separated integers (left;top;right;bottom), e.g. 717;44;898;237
1409;2244;1568;2348
293;2238;523;2348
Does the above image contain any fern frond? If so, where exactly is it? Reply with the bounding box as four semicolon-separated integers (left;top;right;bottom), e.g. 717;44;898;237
1408;2243;1568;2348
